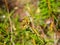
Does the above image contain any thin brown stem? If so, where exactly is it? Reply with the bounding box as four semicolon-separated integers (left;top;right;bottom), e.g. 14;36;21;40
4;0;15;45
4;0;9;13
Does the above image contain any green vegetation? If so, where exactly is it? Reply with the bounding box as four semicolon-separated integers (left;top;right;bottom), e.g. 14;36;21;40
0;0;60;45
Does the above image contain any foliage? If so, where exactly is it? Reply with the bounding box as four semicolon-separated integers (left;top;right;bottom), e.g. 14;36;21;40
0;0;60;45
